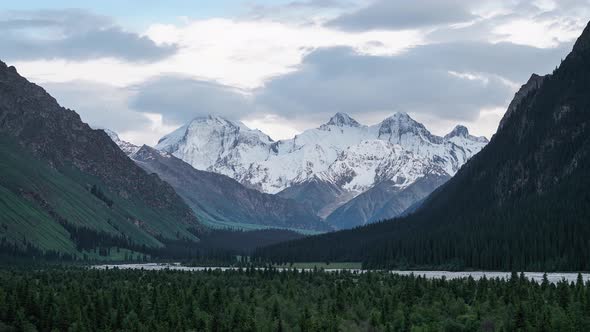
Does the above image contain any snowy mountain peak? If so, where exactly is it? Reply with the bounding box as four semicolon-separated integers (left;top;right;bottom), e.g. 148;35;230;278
102;129;140;156
377;112;438;144
323;112;361;128
379;112;423;131
190;114;236;127
444;125;489;143
387;111;411;120
445;125;470;138
155;114;273;175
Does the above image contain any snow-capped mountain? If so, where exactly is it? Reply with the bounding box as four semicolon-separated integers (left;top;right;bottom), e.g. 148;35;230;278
157;113;486;192
156;112;488;228
156;115;273;175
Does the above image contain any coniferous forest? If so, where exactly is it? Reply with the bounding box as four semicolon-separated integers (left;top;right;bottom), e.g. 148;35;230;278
1;267;590;332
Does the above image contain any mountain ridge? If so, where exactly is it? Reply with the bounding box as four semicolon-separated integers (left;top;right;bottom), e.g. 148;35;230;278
0;60;203;257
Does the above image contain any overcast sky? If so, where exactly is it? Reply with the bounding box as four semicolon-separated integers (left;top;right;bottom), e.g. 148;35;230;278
2;0;589;144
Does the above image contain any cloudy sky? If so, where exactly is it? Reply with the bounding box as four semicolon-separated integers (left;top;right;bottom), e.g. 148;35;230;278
2;0;589;144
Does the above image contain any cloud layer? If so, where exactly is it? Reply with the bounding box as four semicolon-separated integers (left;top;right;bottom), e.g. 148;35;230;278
4;2;589;145
327;0;476;31
255;42;571;122
42;81;151;133
0;9;177;62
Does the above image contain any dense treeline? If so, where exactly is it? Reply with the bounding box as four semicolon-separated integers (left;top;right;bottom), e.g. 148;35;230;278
1;267;590;331
0;227;303;264
0;240;74;262
255;23;590;272
197;229;304;252
255;170;590;271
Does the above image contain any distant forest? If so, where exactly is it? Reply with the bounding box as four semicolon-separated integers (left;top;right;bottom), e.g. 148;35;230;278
254;171;590;272
0;228;303;264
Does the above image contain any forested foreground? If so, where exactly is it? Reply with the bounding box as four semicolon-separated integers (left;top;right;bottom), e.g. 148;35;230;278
1;268;590;331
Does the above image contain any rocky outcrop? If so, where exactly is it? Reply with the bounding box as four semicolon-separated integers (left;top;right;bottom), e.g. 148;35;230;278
498;73;546;130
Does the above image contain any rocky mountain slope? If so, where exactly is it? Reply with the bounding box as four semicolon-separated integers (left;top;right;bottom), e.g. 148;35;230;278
157;112;487;228
0;61;202;258
130;145;329;232
255;21;590;271
326;174;450;229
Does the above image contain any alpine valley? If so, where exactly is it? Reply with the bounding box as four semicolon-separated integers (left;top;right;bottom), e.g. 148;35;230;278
154;112;487;229
5;2;590;331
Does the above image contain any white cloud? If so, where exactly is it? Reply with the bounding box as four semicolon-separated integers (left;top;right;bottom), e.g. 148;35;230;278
144;18;424;88
0;9;177;62
15;17;422;90
121;113;182;146
10;16;423;144
492;18;586;48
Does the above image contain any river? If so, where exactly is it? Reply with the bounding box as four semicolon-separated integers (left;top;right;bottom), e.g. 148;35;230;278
92;263;590;284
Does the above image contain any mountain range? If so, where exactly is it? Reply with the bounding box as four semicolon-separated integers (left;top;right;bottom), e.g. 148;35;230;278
154;112;487;229
255;21;590;271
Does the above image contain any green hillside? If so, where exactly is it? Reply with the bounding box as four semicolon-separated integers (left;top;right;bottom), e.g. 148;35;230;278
0;58;209;260
0;135;197;259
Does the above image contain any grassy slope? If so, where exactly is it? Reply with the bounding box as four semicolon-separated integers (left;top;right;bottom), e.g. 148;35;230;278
0;186;76;254
0;136;196;255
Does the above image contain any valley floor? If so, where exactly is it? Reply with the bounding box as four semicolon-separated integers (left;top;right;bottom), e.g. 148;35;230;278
1;266;589;331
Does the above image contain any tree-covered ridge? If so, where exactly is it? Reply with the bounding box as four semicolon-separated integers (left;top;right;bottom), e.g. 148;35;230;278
255;21;590;271
1;268;590;331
